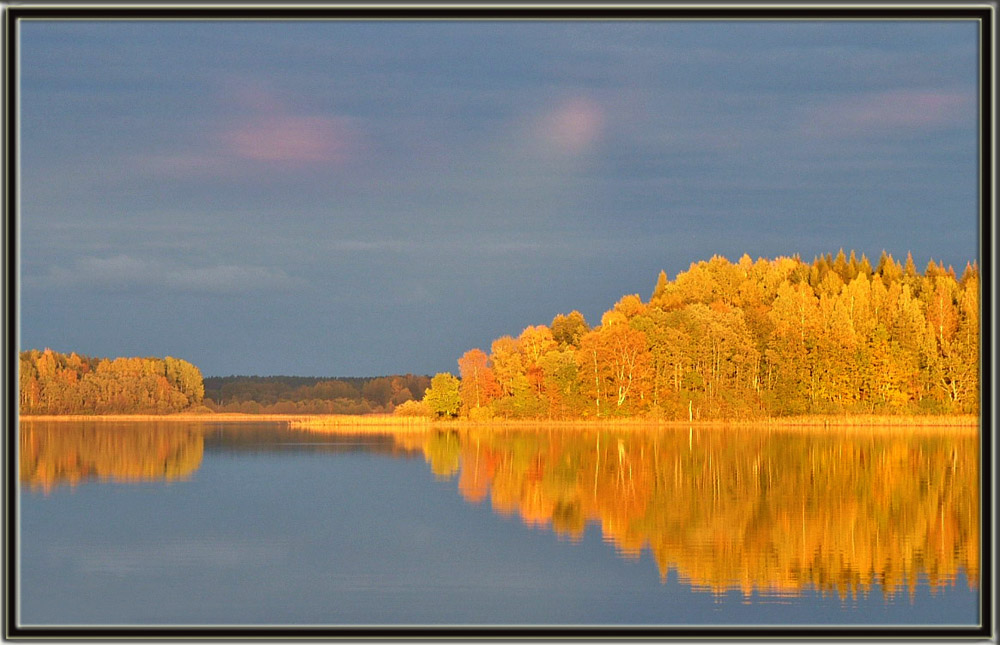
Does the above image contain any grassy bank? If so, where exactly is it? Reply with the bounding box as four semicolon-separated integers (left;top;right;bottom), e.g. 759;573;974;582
19;412;979;431
19;412;428;425
17;413;435;435
734;414;980;427
430;415;981;434
19;413;313;423
287;415;430;432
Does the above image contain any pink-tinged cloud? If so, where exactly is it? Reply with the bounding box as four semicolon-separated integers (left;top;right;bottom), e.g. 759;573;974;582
222;115;354;164
538;97;604;154
142;82;363;179
804;89;971;136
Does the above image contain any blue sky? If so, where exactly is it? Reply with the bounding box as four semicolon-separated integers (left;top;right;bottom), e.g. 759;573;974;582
18;19;980;377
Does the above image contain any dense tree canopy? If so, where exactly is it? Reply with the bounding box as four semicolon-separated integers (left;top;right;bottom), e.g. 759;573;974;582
19;349;204;415
452;251;980;419
203;374;431;414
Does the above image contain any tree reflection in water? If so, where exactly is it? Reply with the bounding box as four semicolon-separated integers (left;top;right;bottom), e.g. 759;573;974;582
19;421;979;600
403;426;979;600
19;421;204;493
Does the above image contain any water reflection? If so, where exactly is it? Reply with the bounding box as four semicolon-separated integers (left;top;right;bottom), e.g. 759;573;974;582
406;426;980;600
18;421;425;492
20;421;979;601
20;421;205;492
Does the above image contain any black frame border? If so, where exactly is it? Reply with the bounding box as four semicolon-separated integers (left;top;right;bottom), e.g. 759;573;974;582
3;2;994;640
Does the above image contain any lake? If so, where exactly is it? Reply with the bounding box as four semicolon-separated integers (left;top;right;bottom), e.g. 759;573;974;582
16;420;981;632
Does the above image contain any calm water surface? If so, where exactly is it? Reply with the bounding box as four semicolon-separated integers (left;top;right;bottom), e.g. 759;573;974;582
18;420;980;627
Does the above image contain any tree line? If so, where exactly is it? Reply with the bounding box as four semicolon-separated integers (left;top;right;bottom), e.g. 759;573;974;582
18;351;433;416
19;349;205;415
203;374;431;414
413;250;979;420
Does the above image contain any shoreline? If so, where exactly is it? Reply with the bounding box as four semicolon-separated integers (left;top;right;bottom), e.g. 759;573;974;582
18;412;980;430
17;413;425;424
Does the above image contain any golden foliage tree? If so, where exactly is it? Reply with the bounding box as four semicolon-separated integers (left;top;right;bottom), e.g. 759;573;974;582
457;348;500;412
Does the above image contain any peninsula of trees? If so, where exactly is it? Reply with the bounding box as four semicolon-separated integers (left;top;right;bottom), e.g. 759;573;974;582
417;250;979;420
19;351;205;415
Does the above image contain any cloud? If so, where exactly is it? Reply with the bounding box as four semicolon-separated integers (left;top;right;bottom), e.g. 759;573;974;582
325;239;411;253
141;82;362;178
163;264;301;292
30;255;303;293
533;97;605;155
801;89;971;137
221;114;354;164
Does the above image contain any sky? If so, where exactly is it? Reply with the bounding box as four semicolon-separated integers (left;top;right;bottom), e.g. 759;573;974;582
17;18;981;377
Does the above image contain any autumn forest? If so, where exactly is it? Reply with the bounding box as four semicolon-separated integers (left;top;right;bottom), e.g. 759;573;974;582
421;250;980;420
19;250;980;421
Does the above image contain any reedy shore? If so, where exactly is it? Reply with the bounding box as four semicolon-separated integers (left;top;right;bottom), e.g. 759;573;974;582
18;412;980;434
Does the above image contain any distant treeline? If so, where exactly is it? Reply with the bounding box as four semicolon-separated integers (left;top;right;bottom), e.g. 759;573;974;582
416;250;980;420
203;374;431;414
19;350;204;415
